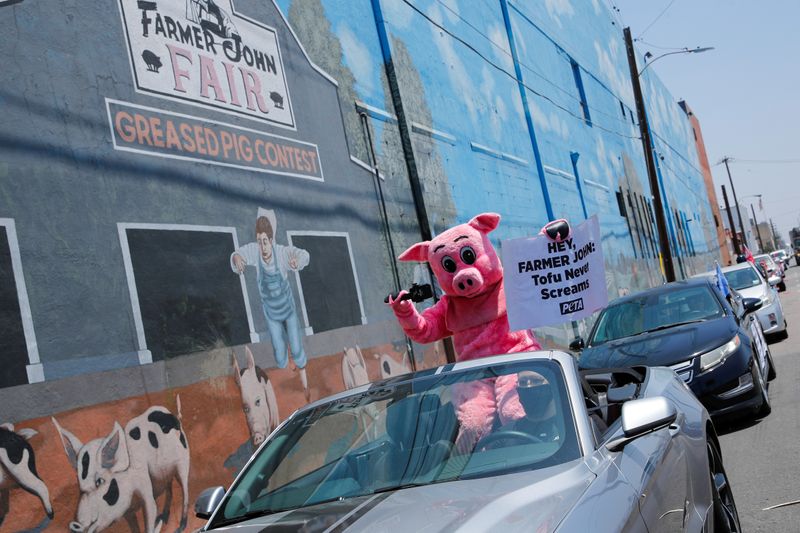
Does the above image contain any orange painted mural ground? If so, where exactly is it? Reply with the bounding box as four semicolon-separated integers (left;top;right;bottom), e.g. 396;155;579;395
4;344;445;532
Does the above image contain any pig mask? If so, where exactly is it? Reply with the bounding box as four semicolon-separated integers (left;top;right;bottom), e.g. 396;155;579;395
399;213;502;298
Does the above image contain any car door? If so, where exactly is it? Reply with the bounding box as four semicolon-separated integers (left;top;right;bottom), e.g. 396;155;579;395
611;417;690;532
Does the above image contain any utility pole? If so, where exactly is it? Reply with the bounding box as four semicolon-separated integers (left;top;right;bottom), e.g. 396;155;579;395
721;185;741;256
624;27;676;282
722;157;748;247
751;203;764;253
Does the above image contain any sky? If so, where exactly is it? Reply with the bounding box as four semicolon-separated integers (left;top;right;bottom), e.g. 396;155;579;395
614;0;800;246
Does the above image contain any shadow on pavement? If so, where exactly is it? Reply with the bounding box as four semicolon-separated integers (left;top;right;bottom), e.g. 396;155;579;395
716;416;763;436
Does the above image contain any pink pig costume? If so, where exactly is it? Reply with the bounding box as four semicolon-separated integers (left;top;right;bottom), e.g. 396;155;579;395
387;213;541;451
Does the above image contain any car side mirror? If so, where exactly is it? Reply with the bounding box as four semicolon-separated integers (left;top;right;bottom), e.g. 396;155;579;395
768;276;780;287
742;297;763;313
195;486;225;520
606;396;677;452
569;336;585;352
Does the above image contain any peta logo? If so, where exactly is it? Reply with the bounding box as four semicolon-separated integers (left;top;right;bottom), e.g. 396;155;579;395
560;298;584;315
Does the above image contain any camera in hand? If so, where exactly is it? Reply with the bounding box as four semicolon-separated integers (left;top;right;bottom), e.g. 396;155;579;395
384;283;434;304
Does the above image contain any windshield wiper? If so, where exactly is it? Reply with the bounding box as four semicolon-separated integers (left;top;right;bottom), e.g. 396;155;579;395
642;319;706;334
371;482;427;495
210;508;277;529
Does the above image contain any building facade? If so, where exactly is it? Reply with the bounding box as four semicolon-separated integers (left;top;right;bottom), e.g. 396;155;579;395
1;1;721;530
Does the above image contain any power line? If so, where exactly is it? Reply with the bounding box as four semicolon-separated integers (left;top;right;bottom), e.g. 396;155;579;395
634;38;685;51
397;0;641;140
732;158;800;164
637;0;678;39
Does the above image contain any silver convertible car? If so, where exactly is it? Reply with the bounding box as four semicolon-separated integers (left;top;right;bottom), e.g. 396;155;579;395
195;351;740;532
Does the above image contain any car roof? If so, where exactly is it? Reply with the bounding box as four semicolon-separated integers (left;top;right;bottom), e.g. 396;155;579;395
604;277;715;307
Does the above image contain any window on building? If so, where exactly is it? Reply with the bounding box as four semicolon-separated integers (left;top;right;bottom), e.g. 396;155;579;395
571;59;592;126
121;226;253;361
619;100;626;118
287;232;366;335
0;220;40;388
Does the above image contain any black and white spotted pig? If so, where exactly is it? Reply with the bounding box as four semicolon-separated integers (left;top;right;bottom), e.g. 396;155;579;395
0;423;54;527
52;401;190;533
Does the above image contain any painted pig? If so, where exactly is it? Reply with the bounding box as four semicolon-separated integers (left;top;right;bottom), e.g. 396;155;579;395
341;346;370;389
0;423;53;527
52;399;190;533
234;347;280;447
387;213;541;449
375;352;412;380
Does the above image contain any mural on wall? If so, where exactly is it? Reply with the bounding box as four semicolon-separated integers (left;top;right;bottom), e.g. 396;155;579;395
231;208;312;402
232;346;280;447
118;0;295;128
52;400;190;533
0;423;53;528
341;345;369;390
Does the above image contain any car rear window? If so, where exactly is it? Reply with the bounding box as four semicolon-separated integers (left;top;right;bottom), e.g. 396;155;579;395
723;267;761;290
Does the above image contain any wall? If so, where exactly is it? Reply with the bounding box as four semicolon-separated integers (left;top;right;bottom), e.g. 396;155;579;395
0;1;720;531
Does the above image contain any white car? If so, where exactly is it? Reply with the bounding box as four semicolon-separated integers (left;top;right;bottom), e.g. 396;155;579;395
754;254;786;292
771;250;790;270
698;263;787;340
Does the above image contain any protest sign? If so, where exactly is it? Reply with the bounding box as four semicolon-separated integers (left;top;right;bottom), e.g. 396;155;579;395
502;215;607;330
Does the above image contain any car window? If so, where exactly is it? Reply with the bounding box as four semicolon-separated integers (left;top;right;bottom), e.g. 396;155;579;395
590;285;723;345
211;360;581;527
723;267;762;290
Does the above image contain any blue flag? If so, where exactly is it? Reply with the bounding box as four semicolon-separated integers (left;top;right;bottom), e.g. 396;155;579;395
715;262;731;298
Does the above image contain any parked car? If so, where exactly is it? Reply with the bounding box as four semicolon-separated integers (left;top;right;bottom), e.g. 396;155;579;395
754;253;786;291
697;263;788;341
575;278;775;421
194;351;741;532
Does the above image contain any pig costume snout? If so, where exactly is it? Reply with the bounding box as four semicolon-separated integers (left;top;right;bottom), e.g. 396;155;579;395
388;212;541;451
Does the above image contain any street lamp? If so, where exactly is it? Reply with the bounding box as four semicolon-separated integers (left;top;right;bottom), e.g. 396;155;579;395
639;47;715;76
624;29;713;282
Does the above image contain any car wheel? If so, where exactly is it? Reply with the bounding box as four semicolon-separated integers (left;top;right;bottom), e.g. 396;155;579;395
708;439;741;533
754;358;771;418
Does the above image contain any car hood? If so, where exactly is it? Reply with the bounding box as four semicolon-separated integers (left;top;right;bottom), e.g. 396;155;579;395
735;284;769;301
207;460;594;532
579;317;737;368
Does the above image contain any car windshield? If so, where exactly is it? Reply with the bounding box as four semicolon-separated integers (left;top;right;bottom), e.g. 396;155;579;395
724;267;762;290
754;255;776;270
589;285;723;345
211;360;581;527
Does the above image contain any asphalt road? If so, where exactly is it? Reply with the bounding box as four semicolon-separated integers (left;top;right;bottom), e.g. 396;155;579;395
717;263;800;532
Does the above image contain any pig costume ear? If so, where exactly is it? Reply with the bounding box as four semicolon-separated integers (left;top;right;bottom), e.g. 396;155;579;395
245;346;257;371
100;422;130;473
468;212;501;234
52;417;83;470
398;241;430;262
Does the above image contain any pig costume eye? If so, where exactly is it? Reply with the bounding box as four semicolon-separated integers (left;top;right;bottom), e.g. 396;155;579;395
95;477;105;487
441;256;457;273
460;246;476;264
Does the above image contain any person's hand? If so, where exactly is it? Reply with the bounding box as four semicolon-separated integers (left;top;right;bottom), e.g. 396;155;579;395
288;249;299;270
387;290;413;315
233;254;246;273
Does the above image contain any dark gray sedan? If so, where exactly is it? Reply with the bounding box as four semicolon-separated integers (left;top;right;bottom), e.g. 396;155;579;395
195;351;740;532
